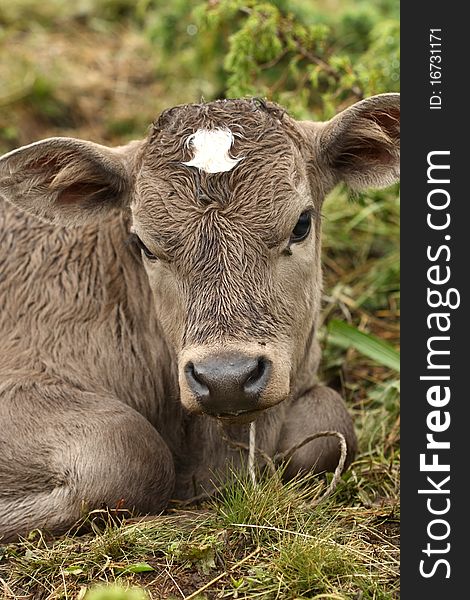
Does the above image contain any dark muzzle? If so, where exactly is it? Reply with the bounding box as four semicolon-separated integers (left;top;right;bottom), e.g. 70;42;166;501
184;352;271;416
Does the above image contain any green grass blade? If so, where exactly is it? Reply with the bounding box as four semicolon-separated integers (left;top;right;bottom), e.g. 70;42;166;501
327;319;400;372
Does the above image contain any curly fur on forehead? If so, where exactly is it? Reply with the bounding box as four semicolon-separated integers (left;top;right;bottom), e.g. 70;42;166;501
140;98;305;212
133;98;313;266
150;98;289;140
145;98;302;172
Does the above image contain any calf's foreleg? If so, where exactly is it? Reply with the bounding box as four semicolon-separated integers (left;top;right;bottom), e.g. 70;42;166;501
277;385;357;479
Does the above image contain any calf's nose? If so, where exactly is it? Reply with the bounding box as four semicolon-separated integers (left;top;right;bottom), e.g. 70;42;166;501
184;352;271;416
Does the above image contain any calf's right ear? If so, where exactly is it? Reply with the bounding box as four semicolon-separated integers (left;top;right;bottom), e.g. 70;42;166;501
0;137;143;226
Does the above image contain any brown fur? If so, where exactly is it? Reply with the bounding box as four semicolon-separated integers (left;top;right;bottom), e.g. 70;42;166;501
0;95;399;541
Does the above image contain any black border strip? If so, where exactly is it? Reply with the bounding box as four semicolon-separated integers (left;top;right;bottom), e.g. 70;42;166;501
401;3;466;596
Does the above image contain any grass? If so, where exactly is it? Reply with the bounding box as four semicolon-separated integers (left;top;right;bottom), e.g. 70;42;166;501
0;1;400;598
0;469;399;599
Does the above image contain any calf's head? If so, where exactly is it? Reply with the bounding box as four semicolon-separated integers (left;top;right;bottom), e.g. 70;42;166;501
0;95;399;421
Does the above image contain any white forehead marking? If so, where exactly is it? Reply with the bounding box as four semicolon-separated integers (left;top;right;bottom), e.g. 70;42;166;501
182;128;243;173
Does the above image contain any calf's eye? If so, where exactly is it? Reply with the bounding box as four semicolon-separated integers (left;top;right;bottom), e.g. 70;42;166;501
133;235;158;261
290;211;312;244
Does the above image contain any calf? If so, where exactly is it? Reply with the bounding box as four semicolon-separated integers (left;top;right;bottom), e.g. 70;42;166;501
0;95;399;541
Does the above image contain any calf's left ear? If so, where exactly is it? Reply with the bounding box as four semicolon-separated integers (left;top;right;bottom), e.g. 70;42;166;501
306;93;400;191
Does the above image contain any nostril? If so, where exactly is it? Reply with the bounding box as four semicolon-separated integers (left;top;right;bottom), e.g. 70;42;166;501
244;357;271;396
185;361;210;399
245;358;264;386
